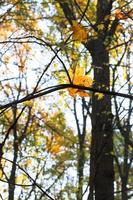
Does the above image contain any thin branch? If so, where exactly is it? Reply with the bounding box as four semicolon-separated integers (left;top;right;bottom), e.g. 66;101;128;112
1;157;55;200
73;99;81;136
0;35;72;84
0;84;132;110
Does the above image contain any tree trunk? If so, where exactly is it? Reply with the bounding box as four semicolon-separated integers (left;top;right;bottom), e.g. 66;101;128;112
77;141;85;200
8;144;18;200
74;99;86;200
8;107;18;200
122;177;128;200
121;131;129;200
58;1;115;199
87;38;114;200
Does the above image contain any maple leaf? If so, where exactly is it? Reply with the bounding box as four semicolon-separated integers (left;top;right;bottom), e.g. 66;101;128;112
71;21;88;42
67;67;93;97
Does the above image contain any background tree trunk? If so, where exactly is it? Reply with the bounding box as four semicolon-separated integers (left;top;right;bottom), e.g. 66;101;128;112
8;106;18;200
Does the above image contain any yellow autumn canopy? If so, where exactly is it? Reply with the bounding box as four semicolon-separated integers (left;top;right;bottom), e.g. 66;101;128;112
71;21;88;42
46;134;64;156
67;67;93;97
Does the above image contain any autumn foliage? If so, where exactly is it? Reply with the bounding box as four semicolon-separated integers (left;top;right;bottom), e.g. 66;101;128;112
0;1;132;200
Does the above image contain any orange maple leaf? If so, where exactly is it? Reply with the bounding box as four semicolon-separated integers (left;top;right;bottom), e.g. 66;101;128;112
67;67;93;97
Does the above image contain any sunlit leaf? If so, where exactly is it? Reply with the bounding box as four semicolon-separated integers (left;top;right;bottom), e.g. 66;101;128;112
15;174;28;184
95;92;104;100
71;21;88;42
67;67;93;97
0;170;3;179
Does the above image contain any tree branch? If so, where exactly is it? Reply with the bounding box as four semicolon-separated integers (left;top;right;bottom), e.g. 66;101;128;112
0;84;132;111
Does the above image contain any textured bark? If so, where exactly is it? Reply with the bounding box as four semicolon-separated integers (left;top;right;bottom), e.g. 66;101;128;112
86;1;114;198
87;38;114;200
122;178;128;200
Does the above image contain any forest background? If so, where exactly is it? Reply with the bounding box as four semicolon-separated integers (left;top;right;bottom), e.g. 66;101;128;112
0;0;133;200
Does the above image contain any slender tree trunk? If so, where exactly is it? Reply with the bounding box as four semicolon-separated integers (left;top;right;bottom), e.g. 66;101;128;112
74;99;86;200
8;107;18;200
8;144;18;200
121;131;129;200
77;144;84;200
122;177;128;200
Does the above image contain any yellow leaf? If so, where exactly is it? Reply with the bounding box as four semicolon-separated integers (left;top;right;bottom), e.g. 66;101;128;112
23;100;33;107
76;0;87;6
81;76;93;87
70;52;79;61
95;92;104;100
24;159;32;167
46;134;65;156
67;67;93;97
0;170;3;179
50;145;61;155
16;174;27;184
97;24;104;31
123;68;127;80
72;21;88;42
